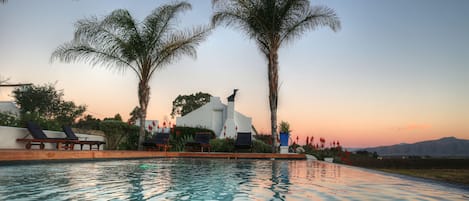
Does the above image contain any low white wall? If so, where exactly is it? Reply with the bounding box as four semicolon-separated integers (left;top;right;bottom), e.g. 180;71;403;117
0;126;106;150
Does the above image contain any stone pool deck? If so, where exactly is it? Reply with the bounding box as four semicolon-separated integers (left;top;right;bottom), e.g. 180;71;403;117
0;150;306;162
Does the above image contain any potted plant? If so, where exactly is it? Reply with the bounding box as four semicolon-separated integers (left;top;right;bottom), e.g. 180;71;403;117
279;121;291;147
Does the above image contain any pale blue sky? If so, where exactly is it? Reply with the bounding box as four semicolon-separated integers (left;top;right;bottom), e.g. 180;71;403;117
1;0;468;147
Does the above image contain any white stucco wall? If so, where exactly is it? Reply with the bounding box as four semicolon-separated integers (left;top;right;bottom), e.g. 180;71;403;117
0;126;106;150
176;97;226;131
235;112;252;133
176;96;253;138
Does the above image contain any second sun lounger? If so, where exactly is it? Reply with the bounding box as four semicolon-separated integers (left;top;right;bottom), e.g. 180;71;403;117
62;125;106;150
184;132;212;152
142;133;171;151
234;132;253;152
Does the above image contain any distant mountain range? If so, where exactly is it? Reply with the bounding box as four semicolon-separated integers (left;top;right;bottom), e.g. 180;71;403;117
360;137;469;157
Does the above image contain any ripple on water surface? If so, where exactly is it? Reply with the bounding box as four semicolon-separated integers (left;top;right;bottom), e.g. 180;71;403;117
0;158;468;200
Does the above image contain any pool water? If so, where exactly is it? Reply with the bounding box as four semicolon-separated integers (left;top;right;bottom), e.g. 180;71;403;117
0;158;468;200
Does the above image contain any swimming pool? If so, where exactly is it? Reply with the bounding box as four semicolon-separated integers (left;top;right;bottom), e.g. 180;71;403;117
0;158;467;200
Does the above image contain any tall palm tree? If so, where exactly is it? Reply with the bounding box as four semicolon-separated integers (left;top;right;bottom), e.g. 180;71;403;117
212;0;340;152
52;2;211;150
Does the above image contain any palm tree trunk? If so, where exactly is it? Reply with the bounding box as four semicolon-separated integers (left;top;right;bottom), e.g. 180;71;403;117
137;80;150;150
268;50;279;153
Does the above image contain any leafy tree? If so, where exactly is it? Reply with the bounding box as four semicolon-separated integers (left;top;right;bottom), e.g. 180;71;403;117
12;83;86;130
51;2;211;150
171;92;211;118
75;114;101;130
212;0;340;152
104;113;123;122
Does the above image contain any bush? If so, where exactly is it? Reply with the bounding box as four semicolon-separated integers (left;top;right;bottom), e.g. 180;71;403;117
254;134;272;145
99;120;139;150
169;126;215;151
0;113;20;127
172;126;215;138
18;112;62;131
75;115;101;130
210;138;235;152
252;139;271;153
170;135;194;152
117;125;140;150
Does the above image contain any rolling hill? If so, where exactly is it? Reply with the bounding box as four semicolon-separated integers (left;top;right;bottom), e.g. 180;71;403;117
361;137;469;157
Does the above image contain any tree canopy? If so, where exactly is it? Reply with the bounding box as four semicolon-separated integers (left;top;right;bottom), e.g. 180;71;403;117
12;83;86;130
171;92;212;118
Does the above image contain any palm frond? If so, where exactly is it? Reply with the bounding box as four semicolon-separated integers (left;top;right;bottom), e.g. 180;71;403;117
149;25;212;77
280;5;341;45
212;0;341;53
51;42;139;76
142;1;192;52
51;8;144;76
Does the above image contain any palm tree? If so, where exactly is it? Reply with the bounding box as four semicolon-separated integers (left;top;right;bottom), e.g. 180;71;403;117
212;0;340;153
52;2;211;150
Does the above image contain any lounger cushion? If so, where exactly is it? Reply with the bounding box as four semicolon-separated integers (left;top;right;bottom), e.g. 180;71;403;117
26;122;49;139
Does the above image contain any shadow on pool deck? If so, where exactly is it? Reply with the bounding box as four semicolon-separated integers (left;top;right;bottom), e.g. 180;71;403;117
0;150;306;163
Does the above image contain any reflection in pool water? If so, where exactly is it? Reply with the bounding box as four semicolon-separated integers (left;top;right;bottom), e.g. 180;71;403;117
0;159;467;200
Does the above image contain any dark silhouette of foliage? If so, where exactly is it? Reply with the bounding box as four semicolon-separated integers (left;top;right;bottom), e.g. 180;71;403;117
170;92;211;118
127;106;140;125
12;83;86;130
75;114;101;130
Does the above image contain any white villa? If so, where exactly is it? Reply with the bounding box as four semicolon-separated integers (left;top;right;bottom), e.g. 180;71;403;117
176;90;254;139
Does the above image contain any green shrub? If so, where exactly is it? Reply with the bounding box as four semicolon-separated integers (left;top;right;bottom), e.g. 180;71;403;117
172;126;215;138
254;134;272;145
169;126;215;151
0;113;20;127
17;112;62;131
117;124;140;150
170;135;194;152
75;115;101;130
100;120;139;150
252;139;271;153
210;138;235;152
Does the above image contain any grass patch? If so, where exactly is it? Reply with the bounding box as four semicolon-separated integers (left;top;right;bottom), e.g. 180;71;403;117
379;169;469;186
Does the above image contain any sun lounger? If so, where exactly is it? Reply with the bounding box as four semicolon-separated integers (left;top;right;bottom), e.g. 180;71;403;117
62;125;106;150
195;132;211;152
16;122;78;150
142;133;171;151
185;132;211;152
234;132;253;152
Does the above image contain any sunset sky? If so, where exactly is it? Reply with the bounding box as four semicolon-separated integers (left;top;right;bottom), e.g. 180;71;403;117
1;0;468;147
